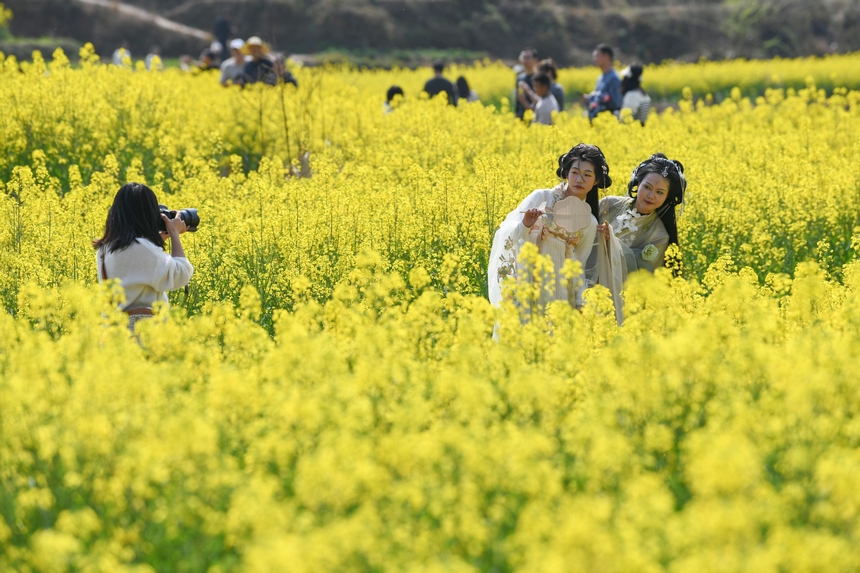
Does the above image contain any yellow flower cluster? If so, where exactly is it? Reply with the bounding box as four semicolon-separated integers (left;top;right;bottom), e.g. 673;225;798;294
2;46;860;571
3;256;860;571
2;46;860;319
559;51;860;101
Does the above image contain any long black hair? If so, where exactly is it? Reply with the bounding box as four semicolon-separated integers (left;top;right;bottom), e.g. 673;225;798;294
455;76;470;100
93;182;164;253
621;63;646;96
556;143;613;219
627;153;686;245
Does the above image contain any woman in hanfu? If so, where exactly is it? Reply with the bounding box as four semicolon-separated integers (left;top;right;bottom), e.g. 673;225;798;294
590;153;687;323
488;143;613;308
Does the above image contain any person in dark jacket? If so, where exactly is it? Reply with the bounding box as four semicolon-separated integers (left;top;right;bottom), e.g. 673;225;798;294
423;61;457;106
242;36;277;86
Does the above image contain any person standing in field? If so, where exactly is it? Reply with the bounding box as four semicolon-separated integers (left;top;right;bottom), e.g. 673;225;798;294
112;41;132;66
220;38;249;87
145;46;163;71
588;153;686;323
384;85;404;114
514;47;538;119
518;73;559;125
94;183;193;333
242;36;277;85
272;53;299;87
456;76;479;103
582;44;622;120
214;15;231;62
488;143;612;309
181;49;219;73
538;58;565;110
620;64;652;125
423;62;457;105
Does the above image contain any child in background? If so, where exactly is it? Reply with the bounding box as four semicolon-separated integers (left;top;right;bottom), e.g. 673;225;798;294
520;73;559;125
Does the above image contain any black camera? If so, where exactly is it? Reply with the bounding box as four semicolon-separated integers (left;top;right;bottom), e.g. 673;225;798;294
158;204;200;233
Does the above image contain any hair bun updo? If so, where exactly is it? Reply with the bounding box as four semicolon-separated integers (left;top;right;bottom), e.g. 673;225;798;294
556;143;612;189
627;152;686;207
555;143;612;220
626;152;688;246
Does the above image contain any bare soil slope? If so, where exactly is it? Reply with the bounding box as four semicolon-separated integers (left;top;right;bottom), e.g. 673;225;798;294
7;0;860;65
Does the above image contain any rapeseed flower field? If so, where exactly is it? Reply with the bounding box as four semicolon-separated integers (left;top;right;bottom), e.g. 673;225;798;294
2;46;860;571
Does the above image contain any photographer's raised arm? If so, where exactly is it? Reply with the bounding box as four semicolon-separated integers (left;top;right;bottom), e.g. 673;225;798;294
161;212;188;259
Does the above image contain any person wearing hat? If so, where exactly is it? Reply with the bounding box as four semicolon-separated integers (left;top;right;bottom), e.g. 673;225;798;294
220;38;249;87
242;36;277;86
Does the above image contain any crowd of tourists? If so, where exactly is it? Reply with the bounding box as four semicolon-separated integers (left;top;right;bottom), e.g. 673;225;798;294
111;17;298;89
382;43;651;126
114;30;649;125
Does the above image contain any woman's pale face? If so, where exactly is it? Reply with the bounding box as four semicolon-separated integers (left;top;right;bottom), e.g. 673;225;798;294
634;172;670;215
566;160;596;200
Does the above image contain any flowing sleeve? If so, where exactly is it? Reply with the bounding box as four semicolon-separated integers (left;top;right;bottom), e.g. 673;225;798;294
487;189;550;306
591;226;625;325
585;196;627;324
572;215;597;306
629;220;670;273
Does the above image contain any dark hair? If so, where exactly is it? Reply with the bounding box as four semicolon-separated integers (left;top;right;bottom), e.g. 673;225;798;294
93;182;165;254
200;48;214;60
627;153;686;245
521;47;538;59
556;143;613;219
455;76;470;100
537;58;558;80
432;61;445;73
621;63;645;95
386;85;404;102
533;73;551;88
595;43;614;60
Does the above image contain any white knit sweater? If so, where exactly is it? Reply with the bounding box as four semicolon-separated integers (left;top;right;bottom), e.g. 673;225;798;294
96;239;194;311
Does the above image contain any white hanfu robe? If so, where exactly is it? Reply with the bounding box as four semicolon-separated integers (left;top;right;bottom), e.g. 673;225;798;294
488;184;598;308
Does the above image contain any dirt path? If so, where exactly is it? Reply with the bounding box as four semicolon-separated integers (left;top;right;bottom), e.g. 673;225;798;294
73;0;211;41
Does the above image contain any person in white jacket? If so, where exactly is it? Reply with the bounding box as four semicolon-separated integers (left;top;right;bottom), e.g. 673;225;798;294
93;182;193;331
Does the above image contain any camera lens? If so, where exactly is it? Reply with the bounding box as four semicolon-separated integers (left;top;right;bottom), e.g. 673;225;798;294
179;209;200;232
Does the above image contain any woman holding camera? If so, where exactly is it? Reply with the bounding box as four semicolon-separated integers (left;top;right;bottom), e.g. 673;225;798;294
93;182;193;331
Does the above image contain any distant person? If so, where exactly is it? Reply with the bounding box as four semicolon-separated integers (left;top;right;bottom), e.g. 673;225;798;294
519;73;558;125
242;36;277;85
272;53;298;86
423;62;457;105
112;41;131;66
456;76;479;103
208;40;225;66
621;64;651;125
214;15;231;61
145;45;163;71
219;38;248;86
200;49;219;71
180;49;218;73
538;58;565;110
514;47;538;119
582;44;622;120
384;85;404;114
